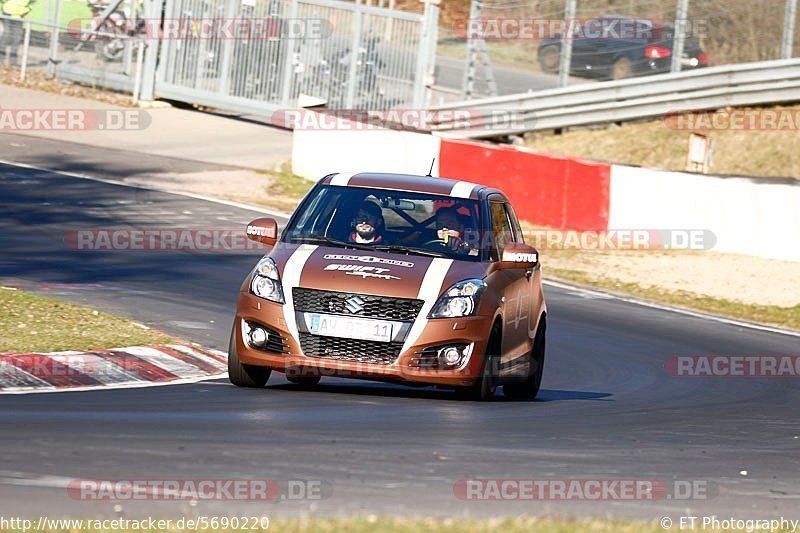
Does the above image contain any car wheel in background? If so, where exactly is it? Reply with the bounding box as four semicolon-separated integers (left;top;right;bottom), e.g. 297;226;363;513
611;57;633;80
503;315;546;400
538;44;561;73
228;328;271;388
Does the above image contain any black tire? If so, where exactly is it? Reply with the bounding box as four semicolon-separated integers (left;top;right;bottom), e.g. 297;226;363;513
456;322;501;401
538;44;560;74
611;56;633;80
503;316;546;400
286;375;321;387
228;328;271;388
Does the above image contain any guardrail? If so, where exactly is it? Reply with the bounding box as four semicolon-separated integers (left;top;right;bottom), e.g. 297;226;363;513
428;59;800;139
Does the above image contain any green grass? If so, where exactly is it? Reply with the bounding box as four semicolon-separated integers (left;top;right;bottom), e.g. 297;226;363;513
0;287;170;353
256;164;315;213
267;164;316;198
547;267;800;331
437;39;540;70
524;104;800;180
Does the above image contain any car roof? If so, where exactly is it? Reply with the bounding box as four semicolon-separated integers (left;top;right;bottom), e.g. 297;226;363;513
318;172;502;201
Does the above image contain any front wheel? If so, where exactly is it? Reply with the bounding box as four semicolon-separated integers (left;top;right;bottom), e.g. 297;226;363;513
456;323;501;401
538;44;561;73
611;56;633;80
228;328;271;388
503;316;546;400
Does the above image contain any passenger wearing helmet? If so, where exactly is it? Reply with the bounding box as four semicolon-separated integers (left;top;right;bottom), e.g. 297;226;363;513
349;201;384;244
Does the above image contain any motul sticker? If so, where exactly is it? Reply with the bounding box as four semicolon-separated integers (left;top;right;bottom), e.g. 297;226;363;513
246;225;275;238
502;251;538;263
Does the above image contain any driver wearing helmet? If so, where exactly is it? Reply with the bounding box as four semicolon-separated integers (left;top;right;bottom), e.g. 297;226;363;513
349;201;384;244
434;206;474;254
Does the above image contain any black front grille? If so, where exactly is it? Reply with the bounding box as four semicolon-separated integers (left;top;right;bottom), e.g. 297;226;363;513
293;288;423;322
299;333;402;365
409;343;471;369
409;346;442;369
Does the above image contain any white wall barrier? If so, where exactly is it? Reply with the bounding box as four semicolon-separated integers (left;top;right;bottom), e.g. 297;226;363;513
291;112;441;180
610;165;800;262
290;117;800;262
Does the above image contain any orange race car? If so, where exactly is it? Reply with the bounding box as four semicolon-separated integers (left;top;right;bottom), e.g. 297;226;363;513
229;172;546;400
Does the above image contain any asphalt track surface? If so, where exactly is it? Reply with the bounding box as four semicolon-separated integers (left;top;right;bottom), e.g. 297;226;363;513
0;158;799;521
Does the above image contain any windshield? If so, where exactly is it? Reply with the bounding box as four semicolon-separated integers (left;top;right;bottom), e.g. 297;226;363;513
283;185;484;262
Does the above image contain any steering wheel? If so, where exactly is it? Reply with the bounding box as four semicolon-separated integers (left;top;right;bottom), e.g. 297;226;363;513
422;238;450;247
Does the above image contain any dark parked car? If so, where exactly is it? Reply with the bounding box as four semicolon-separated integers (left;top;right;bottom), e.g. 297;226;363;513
538;15;708;80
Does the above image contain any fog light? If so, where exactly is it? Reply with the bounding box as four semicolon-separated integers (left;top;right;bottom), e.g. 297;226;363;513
249;327;268;347
439;346;462;367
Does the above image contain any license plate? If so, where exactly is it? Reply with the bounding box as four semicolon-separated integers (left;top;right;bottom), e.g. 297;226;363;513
308;314;393;343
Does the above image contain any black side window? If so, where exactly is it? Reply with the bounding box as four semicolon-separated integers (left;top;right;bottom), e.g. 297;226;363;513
506;203;524;244
489;202;514;261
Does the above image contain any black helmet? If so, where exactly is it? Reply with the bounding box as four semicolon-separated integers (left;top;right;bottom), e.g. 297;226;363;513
352;201;384;230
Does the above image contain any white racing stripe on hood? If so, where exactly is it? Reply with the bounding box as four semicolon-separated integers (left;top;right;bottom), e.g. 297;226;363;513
282;245;318;346
330;172;359;186
450;181;476;198
401;258;453;355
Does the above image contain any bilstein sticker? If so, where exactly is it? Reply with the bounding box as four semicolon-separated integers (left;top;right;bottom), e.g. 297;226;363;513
323;254;413;268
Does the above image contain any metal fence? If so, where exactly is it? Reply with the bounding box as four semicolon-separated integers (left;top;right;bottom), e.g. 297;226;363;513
155;0;437;114
445;0;800;99
2;0;439;113
1;8;147;100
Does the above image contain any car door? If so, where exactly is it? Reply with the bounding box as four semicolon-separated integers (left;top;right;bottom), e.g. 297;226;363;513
576;18;613;72
487;199;531;372
505;202;543;348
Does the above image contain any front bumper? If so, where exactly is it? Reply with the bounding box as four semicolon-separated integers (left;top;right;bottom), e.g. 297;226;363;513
234;291;493;387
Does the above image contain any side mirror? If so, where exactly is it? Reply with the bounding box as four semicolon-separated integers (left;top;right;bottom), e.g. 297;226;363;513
246;218;278;247
499;243;539;270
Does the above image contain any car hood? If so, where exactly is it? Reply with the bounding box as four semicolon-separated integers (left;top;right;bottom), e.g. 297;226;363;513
269;243;488;300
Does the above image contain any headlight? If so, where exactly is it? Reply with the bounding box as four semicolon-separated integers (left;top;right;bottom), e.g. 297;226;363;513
429;279;486;318
250;257;284;303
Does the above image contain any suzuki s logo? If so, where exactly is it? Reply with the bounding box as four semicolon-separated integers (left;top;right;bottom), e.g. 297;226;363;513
344;296;365;314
